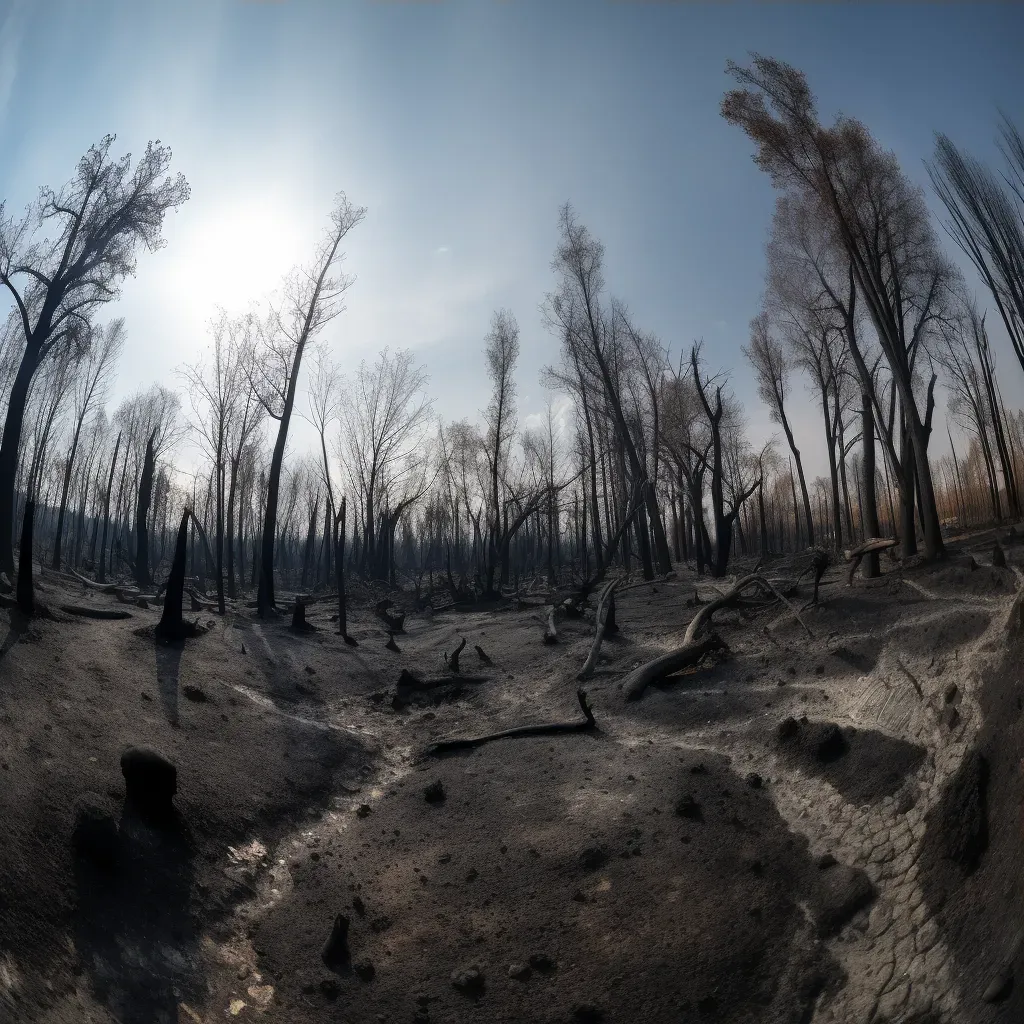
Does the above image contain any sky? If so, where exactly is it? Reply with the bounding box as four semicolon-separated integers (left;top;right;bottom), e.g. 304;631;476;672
0;0;1023;483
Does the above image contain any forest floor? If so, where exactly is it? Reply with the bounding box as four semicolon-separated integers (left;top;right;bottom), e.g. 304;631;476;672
2;528;1024;1024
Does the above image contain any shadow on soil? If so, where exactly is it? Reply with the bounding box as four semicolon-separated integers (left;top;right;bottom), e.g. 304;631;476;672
917;638;1024;1022
250;737;861;1024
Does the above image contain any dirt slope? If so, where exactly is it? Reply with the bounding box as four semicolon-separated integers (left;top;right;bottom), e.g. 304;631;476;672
1;532;1023;1023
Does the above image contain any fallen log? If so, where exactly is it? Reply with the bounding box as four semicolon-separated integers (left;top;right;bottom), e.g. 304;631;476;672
69;567;139;596
397;669;492;692
543;605;558;644
423;689;597;756
577;578;620;681
60;605;133;620
843;537;898;586
623;572;778;700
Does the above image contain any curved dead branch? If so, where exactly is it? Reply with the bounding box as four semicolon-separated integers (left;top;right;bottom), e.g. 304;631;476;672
577;577;621;681
623;573;779;701
423;689;597;756
844;537;898;585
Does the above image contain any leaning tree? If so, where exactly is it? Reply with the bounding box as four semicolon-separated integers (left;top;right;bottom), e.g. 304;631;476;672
0;135;189;576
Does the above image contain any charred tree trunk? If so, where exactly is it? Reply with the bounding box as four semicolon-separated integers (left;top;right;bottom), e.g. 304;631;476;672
157;509;190;641
134;431;157;588
16;499;35;616
98;431;122;584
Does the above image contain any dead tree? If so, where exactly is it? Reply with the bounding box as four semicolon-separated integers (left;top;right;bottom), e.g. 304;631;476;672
577;577;620;680
623;573;789;700
16;500;34;616
543;604;558;644
444;636;467;673
156;509;191;642
252;194;365;614
0;136;190;578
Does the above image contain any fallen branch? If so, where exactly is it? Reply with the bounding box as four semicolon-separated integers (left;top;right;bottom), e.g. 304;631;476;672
577;578;620;681
423;689;597;756
758;577;815;639
543;604;558;644
397;669;492;692
623;572;774;700
70;566;139;597
60;605;133;620
844;537;898;586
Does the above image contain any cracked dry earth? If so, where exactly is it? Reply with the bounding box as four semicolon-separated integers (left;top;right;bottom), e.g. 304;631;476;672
3;535;1024;1024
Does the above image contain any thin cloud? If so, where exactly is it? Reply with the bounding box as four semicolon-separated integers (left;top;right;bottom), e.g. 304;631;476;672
0;0;29;123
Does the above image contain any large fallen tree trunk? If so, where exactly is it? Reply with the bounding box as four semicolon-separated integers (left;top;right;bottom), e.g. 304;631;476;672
423;689;597;756
577;577;620;681
69;567;134;594
844;537;898;586
623;573;777;701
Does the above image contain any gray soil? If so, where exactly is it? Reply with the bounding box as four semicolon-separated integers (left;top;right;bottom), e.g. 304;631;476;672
2;527;1024;1023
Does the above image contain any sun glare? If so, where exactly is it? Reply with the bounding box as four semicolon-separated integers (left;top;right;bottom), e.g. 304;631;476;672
174;197;308;319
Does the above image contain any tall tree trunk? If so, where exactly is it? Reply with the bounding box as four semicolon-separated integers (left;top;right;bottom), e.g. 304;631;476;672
0;356;38;577
98;431;122;583
860;392;881;578
134;432;157;588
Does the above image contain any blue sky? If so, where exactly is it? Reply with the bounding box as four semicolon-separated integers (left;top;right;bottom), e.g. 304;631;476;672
1;0;1022;479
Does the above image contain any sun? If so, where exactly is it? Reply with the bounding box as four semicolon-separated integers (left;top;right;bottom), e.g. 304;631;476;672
172;195;309;319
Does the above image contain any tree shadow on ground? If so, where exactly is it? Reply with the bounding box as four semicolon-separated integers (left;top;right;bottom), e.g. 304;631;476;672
74;799;197;1024
154;639;183;725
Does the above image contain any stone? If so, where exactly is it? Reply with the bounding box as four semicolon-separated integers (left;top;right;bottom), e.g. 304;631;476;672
424;780;446;804
354;960;375;982
745;772;763;789
777;717;800;742
529;953;557;974
120;746;177;821
450;965;485;995
321;914;350;969
675;796;702;821
812;864;876;937
508;962;531;981
579;846;609;871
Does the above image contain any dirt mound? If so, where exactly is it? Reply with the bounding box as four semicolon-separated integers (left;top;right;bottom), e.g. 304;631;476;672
775;717;926;805
918;640;1024;1020
918;564;1018;599
244;741;839;1024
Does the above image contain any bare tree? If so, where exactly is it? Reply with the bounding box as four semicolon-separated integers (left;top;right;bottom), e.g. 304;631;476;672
250;192;365;613
0;135;189;575
545;204;672;578
182;310;252;612
51;319;123;569
744;312;814;544
723;55;952;557
339;347;433;581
